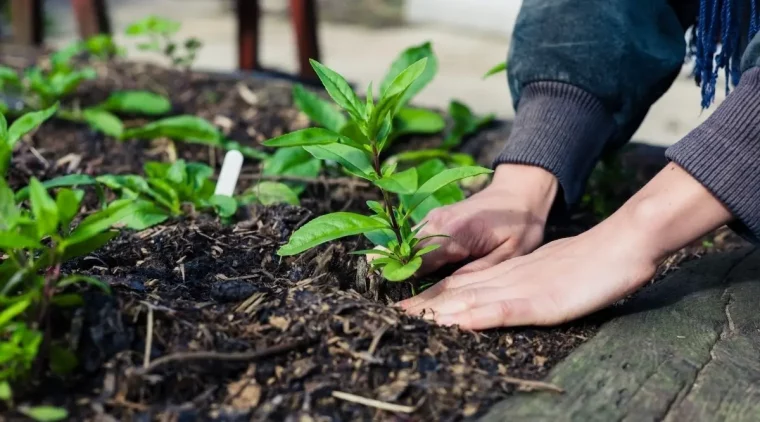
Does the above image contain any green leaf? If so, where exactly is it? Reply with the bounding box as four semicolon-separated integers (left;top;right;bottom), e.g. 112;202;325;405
166;159;187;184
57;274;110;293
385;149;475;167
209;195;238;217
404;165;492;220
65;200;143;245
292;84;347;132
113;201;170;230
278;212;388;256
14;174;97;202
29;178;59;237
303;143;375;180
82;108;124;138
49;344;78;375
0;299;30;328
380;42;437;110
0;231;42;249
55;189;84;230
349;248;395;258
224;141;270;161
413;243;441;258
373;59;428;132
262;147;320;193
483;61;507;79
7;104;58;146
98;91;172;115
122;115;222;145
18;406;68;422
0;112;7;140
392;107;445;137
0;66;20;87
0;180;18;230
262;127;343;148
442;100;483;149
382;256;422;282
374;167;418;194
364;228;396;247
399;159;461;223
309;59;365;120
51;293;84;307
61;231;118;261
242;182;300;206
0;381;11;401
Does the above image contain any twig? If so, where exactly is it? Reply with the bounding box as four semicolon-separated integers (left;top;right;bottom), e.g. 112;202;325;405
331;391;416;414
241;174;370;188
133;338;315;376
367;324;389;356
143;305;154;369
502;376;564;393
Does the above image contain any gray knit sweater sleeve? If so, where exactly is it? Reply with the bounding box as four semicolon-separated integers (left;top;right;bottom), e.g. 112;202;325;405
496;0;760;241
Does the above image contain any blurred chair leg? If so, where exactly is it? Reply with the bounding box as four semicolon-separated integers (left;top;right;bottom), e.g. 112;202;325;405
237;0;261;71
10;0;44;45
71;0;112;39
290;0;320;80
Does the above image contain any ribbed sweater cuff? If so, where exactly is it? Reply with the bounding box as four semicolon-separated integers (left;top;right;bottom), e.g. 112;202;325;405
666;67;760;243
494;82;616;206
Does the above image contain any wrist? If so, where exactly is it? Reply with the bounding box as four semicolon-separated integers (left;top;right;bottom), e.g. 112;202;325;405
608;163;734;264
488;163;559;220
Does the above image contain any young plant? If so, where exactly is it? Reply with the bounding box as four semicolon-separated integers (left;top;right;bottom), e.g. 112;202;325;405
263;59;492;282
0;179;142;420
125;16;202;71
0;106;58;177
483;61;507;79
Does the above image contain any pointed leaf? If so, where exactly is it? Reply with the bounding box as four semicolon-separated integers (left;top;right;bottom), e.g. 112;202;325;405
373;167;418;194
0;299;30;328
303;143;375;180
483;61;507;79
14;174;97;202
99;91;172;115
349;248;396;258
29;178;59;237
405;166;493;219
61;230;119;261
243;182;300;206
292;84;347;132
65;200;143;245
209;194;238;217
0;231;42;249
55;189;84;230
0;179;18;229
262;147;320;193
413;243;441;258
57;274;110;293
393;107;445;137
0;381;11;401
82;108;124;138
263;127;343;147
382;256;422;281
380;42;437;109
309;59;365;120
49;344;78;375
122;115;222;145
278;212;387;256
7;104;58;146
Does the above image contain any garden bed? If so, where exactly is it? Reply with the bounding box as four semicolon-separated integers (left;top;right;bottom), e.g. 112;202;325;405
2;49;748;421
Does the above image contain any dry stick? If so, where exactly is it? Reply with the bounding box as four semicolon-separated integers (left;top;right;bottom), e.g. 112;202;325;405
133;338;315;376
143;305;154;369
501;376;564;393
331;391;416;414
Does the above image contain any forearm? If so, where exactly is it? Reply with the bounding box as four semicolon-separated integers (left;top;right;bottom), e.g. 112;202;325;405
608;163;733;265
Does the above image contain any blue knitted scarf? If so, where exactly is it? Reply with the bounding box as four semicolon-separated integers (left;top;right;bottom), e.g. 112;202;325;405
693;0;760;107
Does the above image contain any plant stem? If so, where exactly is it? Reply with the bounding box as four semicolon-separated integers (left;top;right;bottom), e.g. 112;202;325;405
372;143;403;247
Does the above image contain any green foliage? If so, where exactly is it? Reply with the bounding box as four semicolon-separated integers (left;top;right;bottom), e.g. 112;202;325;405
264;59;493;283
442;100;494;149
483;62;507;79
125;16;202;70
96;91;172;116
0;178;139;411
0;106;58;177
122;115;223;146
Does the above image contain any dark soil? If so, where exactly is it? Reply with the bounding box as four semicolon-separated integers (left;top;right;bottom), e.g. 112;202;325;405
2;49;749;421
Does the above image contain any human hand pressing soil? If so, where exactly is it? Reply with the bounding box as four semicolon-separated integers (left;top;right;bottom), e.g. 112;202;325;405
401;163;734;330
415;163;559;275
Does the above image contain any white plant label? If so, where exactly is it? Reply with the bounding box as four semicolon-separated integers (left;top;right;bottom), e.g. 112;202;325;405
214;150;244;197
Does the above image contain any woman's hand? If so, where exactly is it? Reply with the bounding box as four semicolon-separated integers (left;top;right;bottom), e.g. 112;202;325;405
416;164;559;275
400;163;734;330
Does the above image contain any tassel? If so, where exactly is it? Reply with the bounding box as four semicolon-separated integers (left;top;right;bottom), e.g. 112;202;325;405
693;0;760;108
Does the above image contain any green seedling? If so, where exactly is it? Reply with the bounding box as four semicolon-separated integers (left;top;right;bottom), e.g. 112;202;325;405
263;58;492;282
0;178;144;420
125;16;202;70
0;105;58;177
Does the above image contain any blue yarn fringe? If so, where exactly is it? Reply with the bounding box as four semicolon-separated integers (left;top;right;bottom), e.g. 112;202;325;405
693;0;760;107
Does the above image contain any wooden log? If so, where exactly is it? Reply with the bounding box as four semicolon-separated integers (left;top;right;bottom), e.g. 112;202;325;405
237;0;261;71
71;0;112;39
289;0;319;80
10;0;44;46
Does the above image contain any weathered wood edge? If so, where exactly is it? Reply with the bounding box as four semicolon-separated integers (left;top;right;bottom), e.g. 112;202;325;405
479;247;759;422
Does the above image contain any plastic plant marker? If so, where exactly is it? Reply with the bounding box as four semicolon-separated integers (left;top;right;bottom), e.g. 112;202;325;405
214;150;244;196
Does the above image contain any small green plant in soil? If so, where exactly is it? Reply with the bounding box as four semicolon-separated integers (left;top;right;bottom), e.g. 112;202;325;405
125;16;202;71
0;106;58;177
264;58;492;282
0;178;142;420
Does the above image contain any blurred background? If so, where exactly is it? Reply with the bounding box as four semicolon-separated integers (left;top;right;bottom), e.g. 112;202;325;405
8;0;727;146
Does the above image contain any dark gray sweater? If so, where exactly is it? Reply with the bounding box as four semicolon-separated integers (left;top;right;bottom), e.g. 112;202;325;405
496;0;760;240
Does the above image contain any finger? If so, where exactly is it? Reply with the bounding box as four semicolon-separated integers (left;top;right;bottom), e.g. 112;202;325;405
406;285;514;316
452;241;519;275
398;267;504;311
434;298;550;330
416;236;469;276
